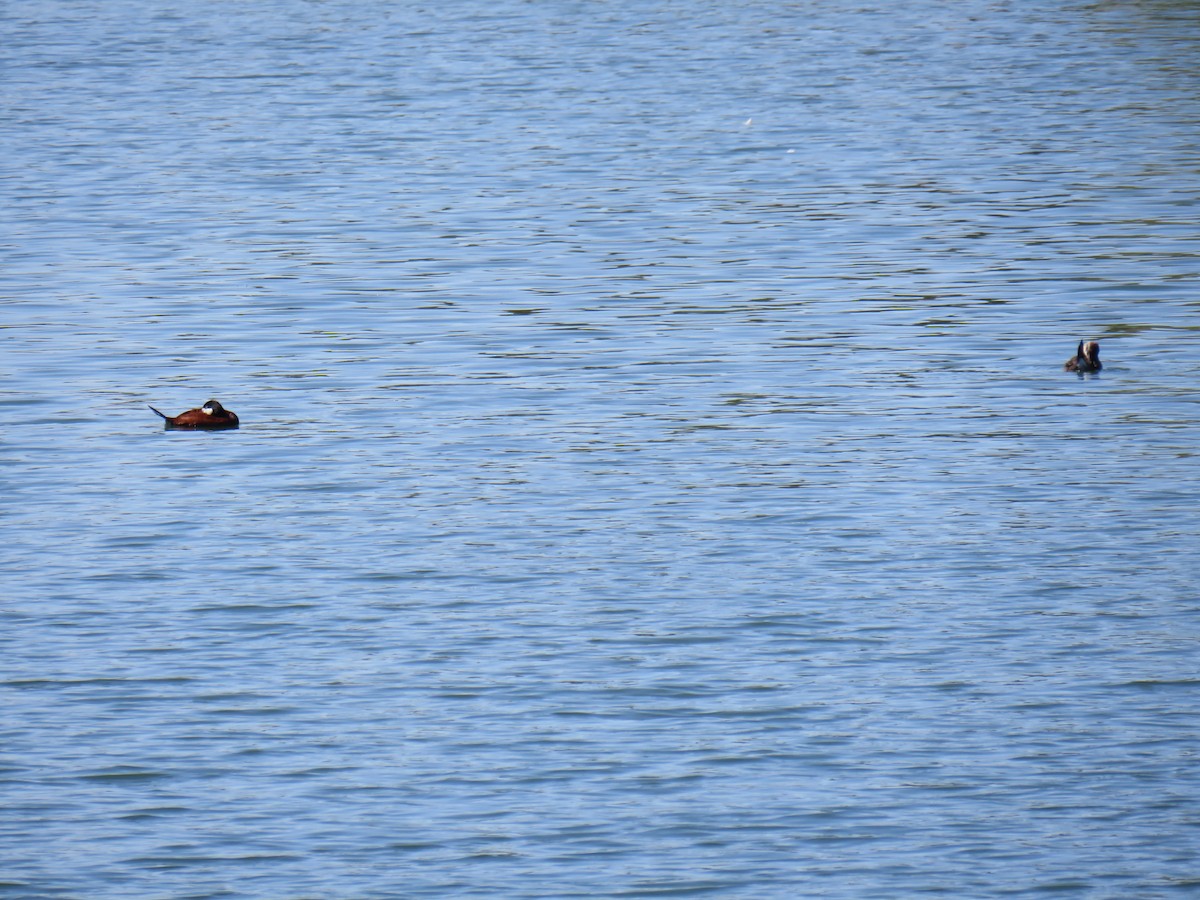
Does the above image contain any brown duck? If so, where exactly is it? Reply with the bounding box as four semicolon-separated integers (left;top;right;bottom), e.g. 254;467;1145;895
149;399;240;430
1064;340;1101;373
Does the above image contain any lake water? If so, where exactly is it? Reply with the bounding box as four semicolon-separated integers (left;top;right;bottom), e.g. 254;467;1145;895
3;0;1200;897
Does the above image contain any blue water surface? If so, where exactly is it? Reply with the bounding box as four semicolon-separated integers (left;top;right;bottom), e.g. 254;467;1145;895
3;1;1200;897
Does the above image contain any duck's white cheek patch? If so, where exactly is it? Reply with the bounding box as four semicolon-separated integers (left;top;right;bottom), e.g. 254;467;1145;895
202;407;214;414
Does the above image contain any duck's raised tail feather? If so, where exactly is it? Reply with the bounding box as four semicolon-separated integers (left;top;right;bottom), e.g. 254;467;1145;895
148;405;169;420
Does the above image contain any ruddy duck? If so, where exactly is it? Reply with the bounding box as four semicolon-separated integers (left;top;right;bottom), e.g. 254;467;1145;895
1064;340;1101;373
149;399;240;430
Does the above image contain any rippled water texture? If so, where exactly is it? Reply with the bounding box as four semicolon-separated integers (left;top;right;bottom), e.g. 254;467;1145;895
3;1;1200;897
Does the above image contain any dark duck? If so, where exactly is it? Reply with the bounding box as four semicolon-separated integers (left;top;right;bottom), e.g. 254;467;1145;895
149;399;240;430
1064;340;1102;373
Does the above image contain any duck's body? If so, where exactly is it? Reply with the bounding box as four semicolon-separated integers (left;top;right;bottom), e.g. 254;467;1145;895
149;399;239;430
1064;340;1102;373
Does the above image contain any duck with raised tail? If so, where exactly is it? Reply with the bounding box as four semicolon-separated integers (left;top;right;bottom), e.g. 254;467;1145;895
148;399;240;430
